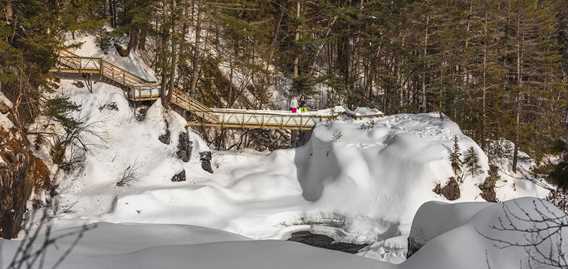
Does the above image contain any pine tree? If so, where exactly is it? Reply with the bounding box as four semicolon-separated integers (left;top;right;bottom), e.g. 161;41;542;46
463;146;482;177
449;135;462;179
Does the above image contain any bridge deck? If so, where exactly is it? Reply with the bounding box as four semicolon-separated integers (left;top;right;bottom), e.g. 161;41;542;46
188;109;337;130
50;50;377;130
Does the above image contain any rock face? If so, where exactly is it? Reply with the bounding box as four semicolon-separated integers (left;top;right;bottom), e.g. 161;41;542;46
479;185;497;202
406;237;423;258
479;165;499;202
171;170;186;182
433;177;461;201
158;128;171;145
134;107;148;121
176;132;193;162
200;151;213;173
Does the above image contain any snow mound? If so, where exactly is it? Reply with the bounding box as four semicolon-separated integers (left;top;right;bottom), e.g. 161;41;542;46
3;198;565;269
405;198;567;269
296;113;486;229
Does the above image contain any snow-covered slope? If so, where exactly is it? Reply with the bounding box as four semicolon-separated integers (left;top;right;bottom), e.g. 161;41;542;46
44;78;549;263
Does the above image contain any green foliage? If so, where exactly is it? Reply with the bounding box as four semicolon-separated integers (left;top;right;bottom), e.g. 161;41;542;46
463;147;482;177
449;135;462;177
45;97;82;131
549;162;568;191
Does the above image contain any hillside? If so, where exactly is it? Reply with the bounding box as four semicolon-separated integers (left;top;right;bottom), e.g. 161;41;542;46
11;75;546;264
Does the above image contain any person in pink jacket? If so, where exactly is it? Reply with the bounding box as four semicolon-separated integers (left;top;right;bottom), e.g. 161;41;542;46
290;96;299;113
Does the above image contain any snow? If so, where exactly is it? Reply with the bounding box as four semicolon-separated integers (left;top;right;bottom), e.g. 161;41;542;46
40;79;550;264
0;112;12;130
2;198;564;269
0;91;11;108
0;224;387;269
9;38;550;266
405;197;567;269
0;90;13;130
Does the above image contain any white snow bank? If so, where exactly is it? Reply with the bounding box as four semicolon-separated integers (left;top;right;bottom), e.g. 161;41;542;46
408;201;491;249
405;197;567;269
2;198;564;269
0;223;387;269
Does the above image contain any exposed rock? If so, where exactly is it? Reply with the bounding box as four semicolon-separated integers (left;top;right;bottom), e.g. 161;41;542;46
406;237;423;258
176;132;193;162
158;120;171;145
433;177;461;201
135;106;148;121
480;187;497;202
98;102;119;112
72;80;85;88
200;151;213;173
479;164;499;202
171;170;186;182
288;231;369;254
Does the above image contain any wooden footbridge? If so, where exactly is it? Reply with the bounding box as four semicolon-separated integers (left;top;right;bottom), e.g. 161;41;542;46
50;50;378;130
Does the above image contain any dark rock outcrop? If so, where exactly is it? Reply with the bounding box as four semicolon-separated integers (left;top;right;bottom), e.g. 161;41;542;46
171;170;186;182
158;120;171;145
176;132;193;162
433;177;460;201
200;151;213;173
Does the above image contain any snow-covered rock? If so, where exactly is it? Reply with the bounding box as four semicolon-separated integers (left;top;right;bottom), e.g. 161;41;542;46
405;198;567;269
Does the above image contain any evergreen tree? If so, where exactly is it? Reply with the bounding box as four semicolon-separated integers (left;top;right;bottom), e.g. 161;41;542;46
449;135;462;179
463;146;482;177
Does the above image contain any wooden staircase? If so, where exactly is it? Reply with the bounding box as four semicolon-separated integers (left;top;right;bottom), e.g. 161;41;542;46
51;50;218;123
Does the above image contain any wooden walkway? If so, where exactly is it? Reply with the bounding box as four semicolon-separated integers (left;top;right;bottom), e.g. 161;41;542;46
50;50;352;130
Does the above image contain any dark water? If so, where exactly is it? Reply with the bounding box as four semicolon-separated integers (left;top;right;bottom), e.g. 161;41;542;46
288;231;369;254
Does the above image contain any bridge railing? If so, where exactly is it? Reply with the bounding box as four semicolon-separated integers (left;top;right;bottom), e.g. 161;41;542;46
187;109;338;130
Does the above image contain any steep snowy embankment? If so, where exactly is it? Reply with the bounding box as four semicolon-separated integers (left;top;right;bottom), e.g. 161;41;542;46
47;79;549;263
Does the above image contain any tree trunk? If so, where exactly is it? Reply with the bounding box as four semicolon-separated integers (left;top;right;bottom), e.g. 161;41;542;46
422;15;429;112
293;0;301;80
189;0;201;95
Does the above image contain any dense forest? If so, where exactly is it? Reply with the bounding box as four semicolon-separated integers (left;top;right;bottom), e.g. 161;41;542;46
1;1;568;235
3;0;568;163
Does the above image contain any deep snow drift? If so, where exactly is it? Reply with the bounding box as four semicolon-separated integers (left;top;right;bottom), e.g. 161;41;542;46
2;198;564;269
26;78;548;264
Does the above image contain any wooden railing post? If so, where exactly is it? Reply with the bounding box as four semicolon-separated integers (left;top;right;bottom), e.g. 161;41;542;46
99;58;104;77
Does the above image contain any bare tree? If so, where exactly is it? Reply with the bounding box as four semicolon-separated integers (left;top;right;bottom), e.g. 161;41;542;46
4;189;96;269
481;199;568;268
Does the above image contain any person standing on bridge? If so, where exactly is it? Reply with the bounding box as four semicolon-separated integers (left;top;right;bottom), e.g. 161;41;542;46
299;95;308;113
290;96;299;113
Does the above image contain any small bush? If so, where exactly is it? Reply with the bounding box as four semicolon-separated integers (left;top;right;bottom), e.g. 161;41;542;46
116;164;138;187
